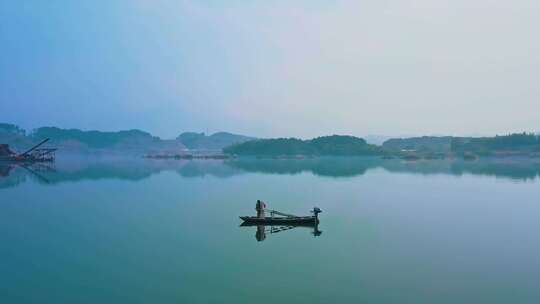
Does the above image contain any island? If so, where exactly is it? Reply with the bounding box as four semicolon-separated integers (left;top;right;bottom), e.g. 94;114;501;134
223;135;383;157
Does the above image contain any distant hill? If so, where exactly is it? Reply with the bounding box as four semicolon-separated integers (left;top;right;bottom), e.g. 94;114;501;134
223;135;382;156
3;122;538;157
0;123;34;151
383;133;540;156
0;123;186;154
177;132;255;150
0;123;25;136
451;133;540;155
0;123;256;154
31;127;159;149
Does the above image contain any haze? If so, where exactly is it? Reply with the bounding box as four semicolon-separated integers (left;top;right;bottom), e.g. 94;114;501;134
1;0;539;139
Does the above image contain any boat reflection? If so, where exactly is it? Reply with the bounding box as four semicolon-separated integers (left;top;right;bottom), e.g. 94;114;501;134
0;162;55;188
240;222;322;242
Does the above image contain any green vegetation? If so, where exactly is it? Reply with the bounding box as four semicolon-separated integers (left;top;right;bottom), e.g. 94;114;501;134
310;135;381;155
451;133;540;154
224;138;314;156
223;135;382;156
226;133;540;157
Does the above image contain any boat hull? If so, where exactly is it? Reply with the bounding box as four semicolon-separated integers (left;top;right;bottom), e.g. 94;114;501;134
240;216;318;225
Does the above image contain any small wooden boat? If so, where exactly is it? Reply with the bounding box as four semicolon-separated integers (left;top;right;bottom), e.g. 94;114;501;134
239;221;317;227
240;216;318;225
240;207;321;225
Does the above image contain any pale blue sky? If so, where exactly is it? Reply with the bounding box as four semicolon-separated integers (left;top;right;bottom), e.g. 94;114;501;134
1;0;539;139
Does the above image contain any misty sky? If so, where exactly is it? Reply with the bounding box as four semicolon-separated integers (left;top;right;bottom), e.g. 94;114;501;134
1;0;539;139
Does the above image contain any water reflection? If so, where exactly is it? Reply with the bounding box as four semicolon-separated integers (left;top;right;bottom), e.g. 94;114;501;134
0;163;57;188
0;158;243;188
240;222;322;242
2;156;540;189
229;157;540;180
226;158;377;177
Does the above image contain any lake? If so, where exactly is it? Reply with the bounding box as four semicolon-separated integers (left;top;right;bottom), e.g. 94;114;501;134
1;156;540;303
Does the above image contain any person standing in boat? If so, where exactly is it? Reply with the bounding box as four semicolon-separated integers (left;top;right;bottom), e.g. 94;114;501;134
256;200;266;218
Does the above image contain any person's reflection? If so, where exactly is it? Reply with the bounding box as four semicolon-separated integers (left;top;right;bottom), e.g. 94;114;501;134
313;225;322;237
255;225;266;242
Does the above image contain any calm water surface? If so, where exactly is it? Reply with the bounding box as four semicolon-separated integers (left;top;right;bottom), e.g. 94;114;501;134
1;157;540;303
